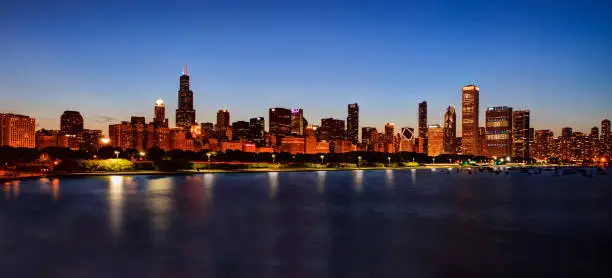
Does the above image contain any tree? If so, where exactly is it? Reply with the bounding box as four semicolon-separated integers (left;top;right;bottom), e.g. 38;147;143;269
146;147;165;161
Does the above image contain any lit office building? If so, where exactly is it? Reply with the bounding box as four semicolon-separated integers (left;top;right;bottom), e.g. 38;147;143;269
443;105;456;154
291;108;304;135
269;108;292;136
427;124;444;157
461;85;480;155
347;103;359;144
0;113;36;148
321;118;346;141
512;110;531;158
175;66;196;131
485;106;513;158
534;130;553;160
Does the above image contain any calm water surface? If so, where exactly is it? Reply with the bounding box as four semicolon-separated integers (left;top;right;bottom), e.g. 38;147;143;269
1;170;611;278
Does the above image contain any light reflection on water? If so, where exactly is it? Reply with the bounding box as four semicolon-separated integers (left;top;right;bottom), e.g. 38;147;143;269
147;177;172;234
2;171;612;278
108;175;124;237
317;171;326;193
203;173;215;199
3;182;10;200
385;169;394;188
353;170;363;192
268;172;279;199
51;179;59;200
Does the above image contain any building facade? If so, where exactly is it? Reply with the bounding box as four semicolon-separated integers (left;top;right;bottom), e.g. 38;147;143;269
320;118;346;141
0;113;36;148
602;119;611;156
347;103;359;144
443;105;456;154
361;127;377;151
384;123;395;153
281;136;305;154
60;111;84;134
290;108;304;135
461;85;480;155
154;99;169;127
485;106;513;158
427;124;444;157
269;108;292;136
175;68;196;130
512;110;531;158
534;130;553;160
418;101;428;154
249;117;265;146
231;121;249;140
215;109;230;138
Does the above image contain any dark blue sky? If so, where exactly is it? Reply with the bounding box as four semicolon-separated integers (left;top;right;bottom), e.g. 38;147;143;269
1;0;611;135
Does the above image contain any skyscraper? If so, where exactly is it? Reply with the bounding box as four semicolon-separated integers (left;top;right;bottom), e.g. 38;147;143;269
562;127;573;138
427;124;444;157
443;105;456;154
399;127;416;152
232;121;250;140
560;127;573;161
512;110;531;158
485;106;513;158
304;124;317;154
347;103;359;144
291;108;304;135
384;123;395;153
154;99;168;127
0;113;36;148
175;66;196;130
249;117;265;146
461;85;480;155
216;109;230;137
534;130;553;160
320;118;346;141
418;101;428;138
602;119;611;156
81;129;103;151
269;108;292;136
60;111;84;134
361;127;377;151
588;127;600;158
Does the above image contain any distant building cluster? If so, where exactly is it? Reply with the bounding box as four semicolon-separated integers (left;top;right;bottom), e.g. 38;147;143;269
2;67;611;163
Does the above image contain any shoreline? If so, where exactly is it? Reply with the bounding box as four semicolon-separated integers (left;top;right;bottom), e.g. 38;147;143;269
1;164;601;182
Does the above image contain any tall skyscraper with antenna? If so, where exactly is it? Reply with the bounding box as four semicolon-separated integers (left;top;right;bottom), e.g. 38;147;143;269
175;64;196;130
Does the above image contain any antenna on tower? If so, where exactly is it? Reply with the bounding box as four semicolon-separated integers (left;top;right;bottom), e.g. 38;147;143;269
184;62;188;76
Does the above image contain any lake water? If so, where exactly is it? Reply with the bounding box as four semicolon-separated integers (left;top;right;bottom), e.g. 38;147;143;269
1;169;611;278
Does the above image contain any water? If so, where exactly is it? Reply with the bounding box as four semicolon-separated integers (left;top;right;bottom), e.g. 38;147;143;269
1;170;611;278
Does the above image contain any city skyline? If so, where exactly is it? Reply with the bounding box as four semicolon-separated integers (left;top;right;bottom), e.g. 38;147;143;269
2;69;611;139
1;1;611;135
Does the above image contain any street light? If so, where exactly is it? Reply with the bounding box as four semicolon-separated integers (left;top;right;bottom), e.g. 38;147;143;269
207;153;212;169
506;156;511;162
139;152;146;160
433;157;436;164
272;154;276;164
320;154;325;165
358;156;362;168
387;156;391;166
114;150;120;159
